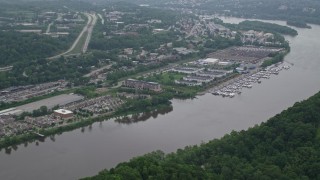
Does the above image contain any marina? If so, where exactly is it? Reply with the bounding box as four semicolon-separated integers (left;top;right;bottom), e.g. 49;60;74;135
210;63;291;98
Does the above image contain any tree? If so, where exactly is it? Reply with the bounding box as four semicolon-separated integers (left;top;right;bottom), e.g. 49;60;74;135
40;106;48;115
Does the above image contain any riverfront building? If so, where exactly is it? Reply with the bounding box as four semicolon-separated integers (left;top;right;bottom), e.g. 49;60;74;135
183;75;213;83
54;109;73;119
175;80;202;86
123;79;162;92
171;67;204;74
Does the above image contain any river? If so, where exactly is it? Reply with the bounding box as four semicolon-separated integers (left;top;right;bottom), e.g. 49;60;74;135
1;18;320;180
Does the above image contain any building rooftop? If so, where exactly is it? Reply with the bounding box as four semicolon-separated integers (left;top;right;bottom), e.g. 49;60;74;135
54;109;73;115
202;58;219;64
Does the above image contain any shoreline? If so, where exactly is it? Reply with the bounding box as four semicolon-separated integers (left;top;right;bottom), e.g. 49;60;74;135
0;103;173;150
0;59;288;150
0;48;290;150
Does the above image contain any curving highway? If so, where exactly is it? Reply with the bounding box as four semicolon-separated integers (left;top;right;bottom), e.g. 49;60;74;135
48;13;97;59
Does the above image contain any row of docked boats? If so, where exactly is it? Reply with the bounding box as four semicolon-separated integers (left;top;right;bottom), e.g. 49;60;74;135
211;64;290;98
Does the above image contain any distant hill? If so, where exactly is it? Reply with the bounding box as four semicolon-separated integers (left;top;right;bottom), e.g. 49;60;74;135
201;0;320;26
86;0;320;26
83;90;320;179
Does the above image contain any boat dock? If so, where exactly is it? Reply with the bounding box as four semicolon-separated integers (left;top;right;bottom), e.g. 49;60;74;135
33;132;45;137
210;64;290;98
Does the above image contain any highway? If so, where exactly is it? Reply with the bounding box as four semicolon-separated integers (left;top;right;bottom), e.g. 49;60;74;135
186;22;201;38
97;13;104;25
83;64;112;78
45;22;53;34
47;13;97;59
82;13;97;53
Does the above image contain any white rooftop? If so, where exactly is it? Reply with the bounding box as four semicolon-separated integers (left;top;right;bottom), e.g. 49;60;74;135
54;109;73;115
203;58;219;64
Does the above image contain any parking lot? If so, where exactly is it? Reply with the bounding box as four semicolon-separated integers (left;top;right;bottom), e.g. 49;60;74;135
0;94;84;115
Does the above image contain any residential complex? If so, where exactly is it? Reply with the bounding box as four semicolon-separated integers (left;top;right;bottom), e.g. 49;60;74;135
123;79;162;92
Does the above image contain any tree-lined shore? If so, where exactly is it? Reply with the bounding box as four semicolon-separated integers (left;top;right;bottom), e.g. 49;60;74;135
84;91;320;179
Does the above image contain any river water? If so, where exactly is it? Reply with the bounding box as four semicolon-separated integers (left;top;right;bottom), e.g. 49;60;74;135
1;18;320;180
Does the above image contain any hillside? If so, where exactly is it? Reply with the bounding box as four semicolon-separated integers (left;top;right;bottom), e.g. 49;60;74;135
83;91;320;179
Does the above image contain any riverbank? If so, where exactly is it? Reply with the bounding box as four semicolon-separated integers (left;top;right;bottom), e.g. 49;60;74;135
84;89;320;179
1;19;320;180
0;99;173;150
0;47;290;149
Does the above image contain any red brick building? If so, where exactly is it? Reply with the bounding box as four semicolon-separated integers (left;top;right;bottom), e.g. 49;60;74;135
54;109;73;119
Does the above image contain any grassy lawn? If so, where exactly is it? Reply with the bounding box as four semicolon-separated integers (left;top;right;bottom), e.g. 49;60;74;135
142;71;204;97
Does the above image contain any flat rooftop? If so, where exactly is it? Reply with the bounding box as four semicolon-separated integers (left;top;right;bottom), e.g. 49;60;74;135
0;94;84;115
54;109;73;115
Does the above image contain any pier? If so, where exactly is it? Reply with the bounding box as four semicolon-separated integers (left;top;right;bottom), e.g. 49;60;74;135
33;132;45;137
210;63;291;98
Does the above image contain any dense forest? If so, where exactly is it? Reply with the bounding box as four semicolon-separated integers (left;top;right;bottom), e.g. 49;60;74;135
84;91;320;179
287;20;311;29
90;4;182;52
0;31;70;66
230;21;298;36
0;52;106;89
90;31;179;52
212;19;298;37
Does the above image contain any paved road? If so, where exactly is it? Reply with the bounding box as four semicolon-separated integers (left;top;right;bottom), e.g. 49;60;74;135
186;22;201;38
83;64;112;78
97;13;104;25
0;66;13;72
82;13;97;53
46;22;53;34
47;13;95;59
1;94;84;115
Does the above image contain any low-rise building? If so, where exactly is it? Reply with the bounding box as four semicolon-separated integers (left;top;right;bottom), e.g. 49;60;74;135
236;67;248;74
183;75;213;83
196;71;226;78
0;115;15;125
17;29;42;34
175;80;202;86
54;109;73;119
123;79;162;92
173;47;198;55
200;58;219;65
218;61;232;66
25;116;60;128
62;95;123;114
171;67;203;74
124;48;134;55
